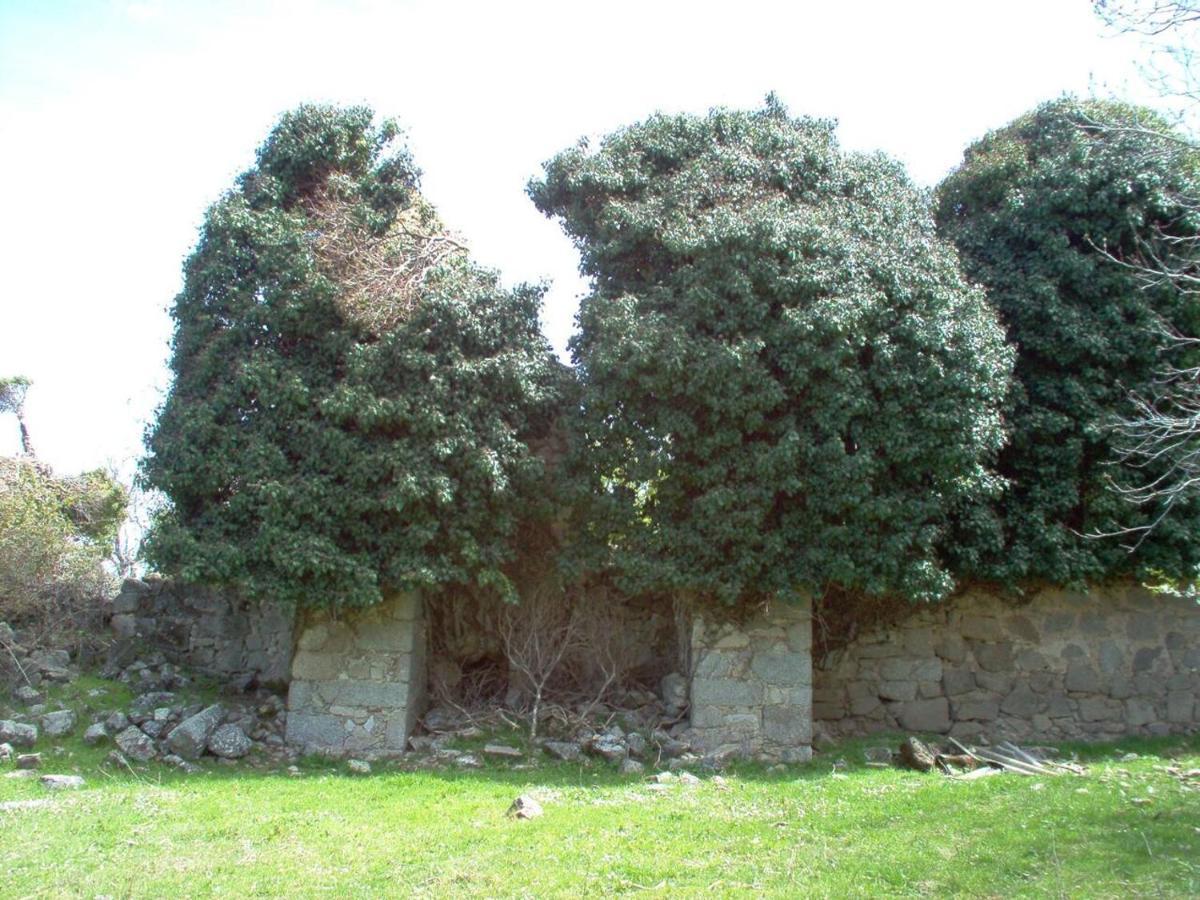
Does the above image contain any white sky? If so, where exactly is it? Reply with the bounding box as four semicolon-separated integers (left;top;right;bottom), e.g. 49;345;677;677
0;0;1177;478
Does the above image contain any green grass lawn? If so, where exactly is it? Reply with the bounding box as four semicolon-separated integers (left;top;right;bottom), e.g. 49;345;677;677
2;694;1198;898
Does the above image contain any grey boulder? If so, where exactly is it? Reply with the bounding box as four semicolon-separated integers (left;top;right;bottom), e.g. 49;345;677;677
165;704;225;760
41;709;77;738
0;719;37;748
114;726;157;762
207;724;251;759
41;774;85;791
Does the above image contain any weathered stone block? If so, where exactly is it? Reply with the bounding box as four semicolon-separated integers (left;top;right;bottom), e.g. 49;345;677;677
1166;690;1195;723
691;678;762;707
895;698;951;733
971;641;1014;673
936;633;964;662
1096;641;1125;676
321;679;404;710
1065;661;1102;693
1125;698;1157;728
286;712;347;751
1007;615;1040;643
762;706;811;745
951;692;999;722
1078;697;1121;723
1000;684;1045;718
1132;647;1163;675
975;671;1013;694
960;616;1002;641
878;681;917;702
943;667;975;696
290;652;344;682
750;652;808;686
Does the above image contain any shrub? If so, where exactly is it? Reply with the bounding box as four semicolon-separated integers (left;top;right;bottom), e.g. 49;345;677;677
530;98;1013;604
935;97;1200;585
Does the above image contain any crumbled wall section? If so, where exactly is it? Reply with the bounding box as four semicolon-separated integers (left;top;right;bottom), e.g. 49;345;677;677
285;592;426;758
814;584;1200;743
110;577;293;684
688;597;812;762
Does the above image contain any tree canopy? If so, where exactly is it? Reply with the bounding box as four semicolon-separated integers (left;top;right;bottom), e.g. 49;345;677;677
142;105;566;610
530;99;1013;605
935;97;1200;585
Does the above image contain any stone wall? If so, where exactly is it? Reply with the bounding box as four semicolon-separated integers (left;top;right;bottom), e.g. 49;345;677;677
110;577;294;685
814;584;1200;743
285;592;426;758
687;597;812;762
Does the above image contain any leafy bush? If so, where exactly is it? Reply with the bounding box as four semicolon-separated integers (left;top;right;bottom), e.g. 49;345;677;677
935;97;1200;585
0;457;125;631
530;98;1013;604
142;105;567;611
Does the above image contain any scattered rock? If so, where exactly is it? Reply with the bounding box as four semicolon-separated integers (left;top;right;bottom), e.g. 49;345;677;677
619;758;645;776
160;753;202;774
40;774;84;791
408;735;447;753
454;753;482;768
0;742;12;760
678;771;701;786
543;741;583;762
483;743;523;758
165;704;224;760
207;724;251;759
16;753;41;770
140;721;166;739
625;733;648;759
652;771;677;784
5;769;37;780
114;726;157;762
129;692;176;715
0;719;37;748
39;709;77;739
82;723;107;746
104;750;130;769
660;672;688;714
348;759;371;775
422;706;462;732
506;795;543;819
13;685;42;705
286;765;302;777
104;711;130;733
590;735;627;763
863;746;894;765
898;737;937;773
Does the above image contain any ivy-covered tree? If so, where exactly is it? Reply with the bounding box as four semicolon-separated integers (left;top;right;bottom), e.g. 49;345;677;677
530;99;1013;605
143;105;566;610
935;98;1200;585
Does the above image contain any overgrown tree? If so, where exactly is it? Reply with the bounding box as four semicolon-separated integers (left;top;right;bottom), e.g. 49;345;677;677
530;99;1013;605
935;97;1200;584
143;105;566;610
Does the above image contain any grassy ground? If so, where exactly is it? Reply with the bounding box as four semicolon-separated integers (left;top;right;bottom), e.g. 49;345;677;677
1;684;1197;898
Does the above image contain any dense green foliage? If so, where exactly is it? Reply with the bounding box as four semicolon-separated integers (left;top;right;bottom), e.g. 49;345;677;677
936;98;1200;585
143;105;565;610
0;457;125;622
531;100;1013;604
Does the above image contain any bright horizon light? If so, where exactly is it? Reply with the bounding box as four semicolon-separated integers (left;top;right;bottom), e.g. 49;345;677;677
0;0;1179;479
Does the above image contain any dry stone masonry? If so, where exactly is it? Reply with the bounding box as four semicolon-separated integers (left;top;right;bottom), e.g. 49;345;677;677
285;592;427;758
687;597;813;762
110;577;293;685
814;583;1200;743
